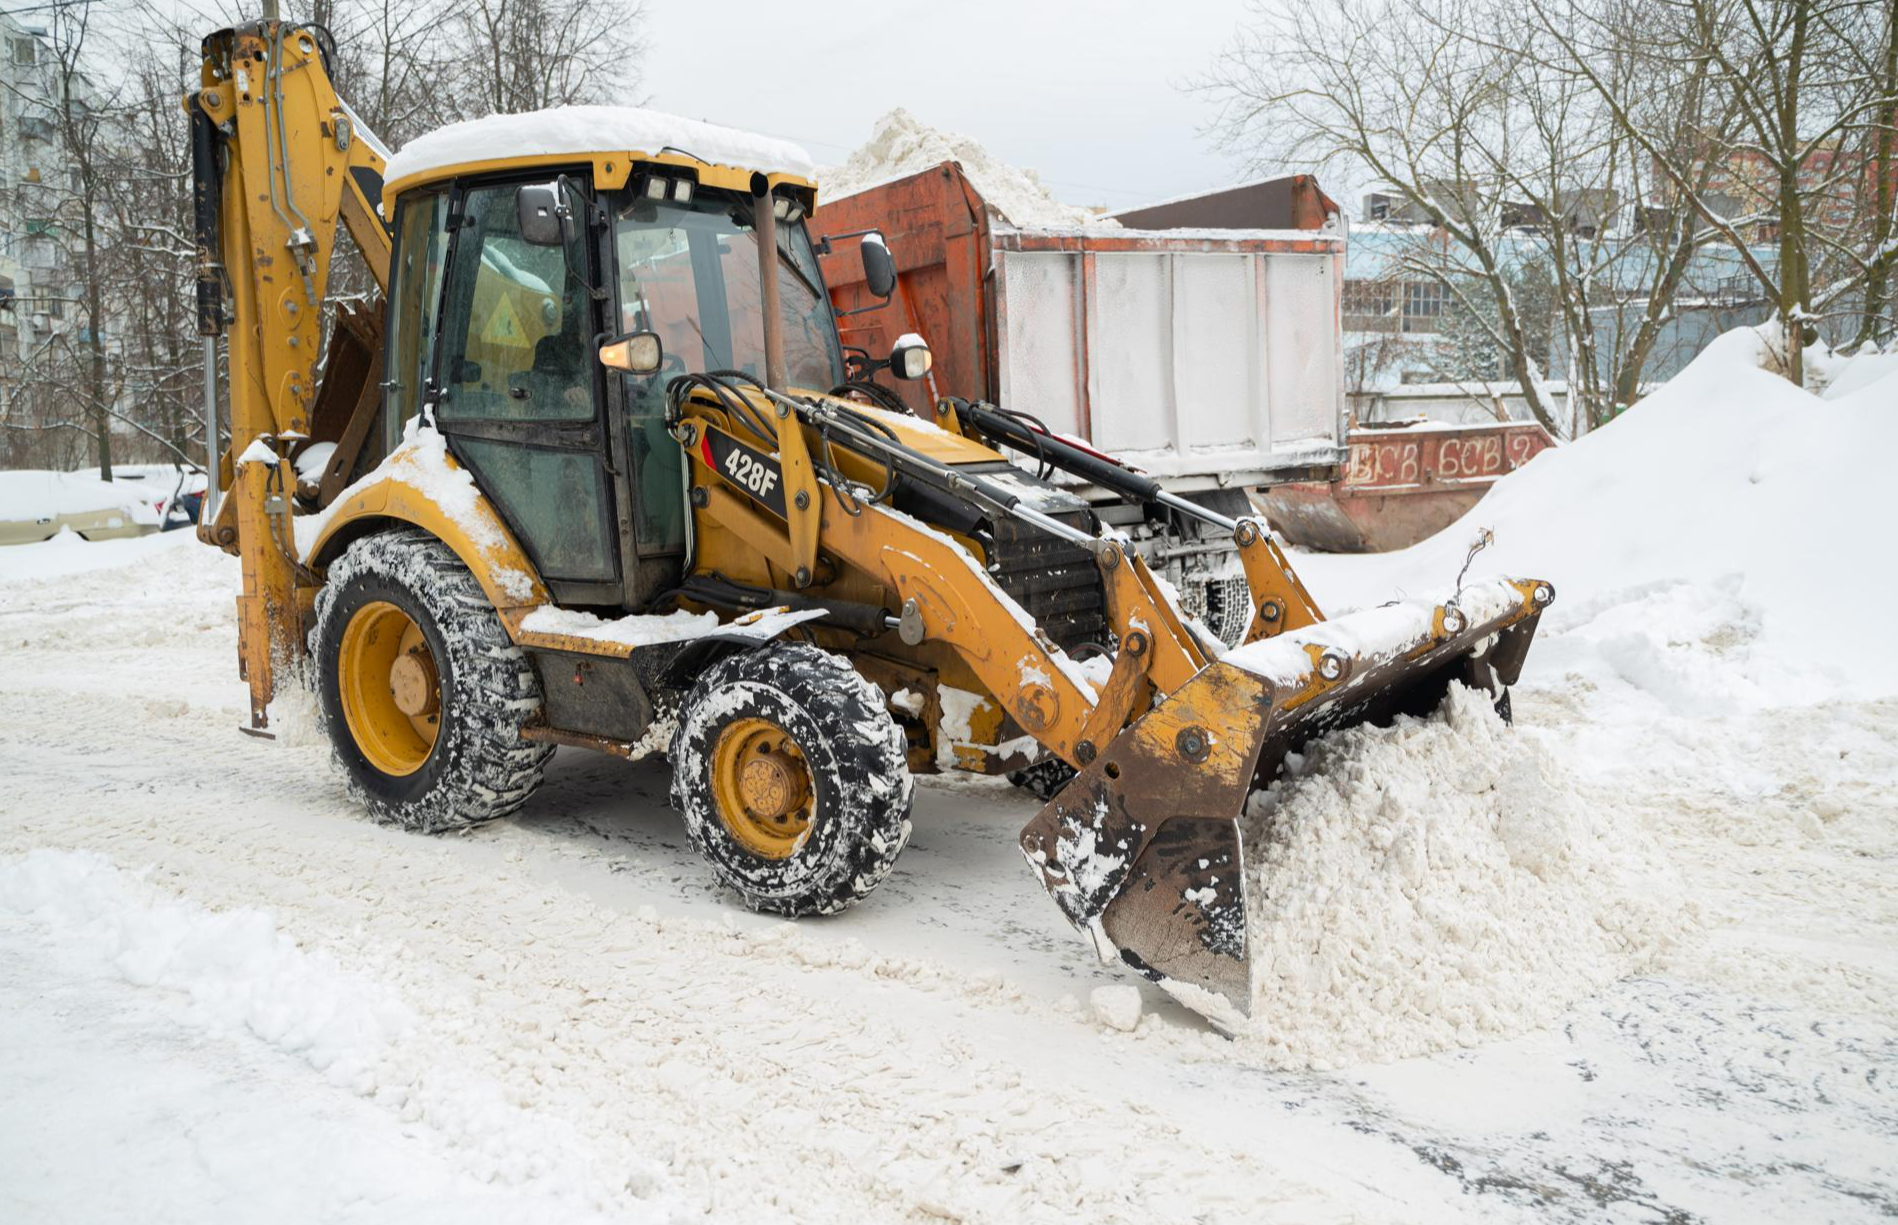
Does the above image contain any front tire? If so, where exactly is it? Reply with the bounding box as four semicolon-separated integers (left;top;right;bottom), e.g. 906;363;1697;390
670;642;914;916
310;529;552;832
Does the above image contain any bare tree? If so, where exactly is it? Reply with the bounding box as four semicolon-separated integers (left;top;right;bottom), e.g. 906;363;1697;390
1848;9;1896;348
1206;0;1579;434
448;0;648;116
101;6;207;468
1537;0;1898;383
1;0;121;477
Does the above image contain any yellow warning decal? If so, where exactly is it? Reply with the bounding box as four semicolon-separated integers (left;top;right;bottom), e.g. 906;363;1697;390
482;294;529;348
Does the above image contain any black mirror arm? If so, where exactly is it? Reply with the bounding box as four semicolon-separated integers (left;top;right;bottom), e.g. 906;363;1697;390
550;175;611;303
814;226;884;252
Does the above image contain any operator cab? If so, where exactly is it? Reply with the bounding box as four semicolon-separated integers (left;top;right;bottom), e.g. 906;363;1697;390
377;110;908;612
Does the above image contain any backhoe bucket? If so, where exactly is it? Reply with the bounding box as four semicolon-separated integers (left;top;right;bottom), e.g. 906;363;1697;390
1019;576;1554;1029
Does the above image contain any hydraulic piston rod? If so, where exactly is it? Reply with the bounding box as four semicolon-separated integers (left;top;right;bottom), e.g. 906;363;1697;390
960;401;1244;535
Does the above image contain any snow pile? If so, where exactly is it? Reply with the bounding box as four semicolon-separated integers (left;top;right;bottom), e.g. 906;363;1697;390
1230;686;1689;1069
0;848;680;1214
386;104;816;186
0;848;408;1085
1298;326;1898;698
822;108;1115;230
0;523;199;581
1820;343;1898;401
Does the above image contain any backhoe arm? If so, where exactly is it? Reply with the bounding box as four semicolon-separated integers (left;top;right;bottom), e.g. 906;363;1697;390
189;19;393;728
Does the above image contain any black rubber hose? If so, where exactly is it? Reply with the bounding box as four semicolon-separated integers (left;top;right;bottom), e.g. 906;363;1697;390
189;103;223;336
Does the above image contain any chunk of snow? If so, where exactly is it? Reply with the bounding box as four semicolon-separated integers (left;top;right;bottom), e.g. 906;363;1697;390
1089;984;1144;1032
1224;685;1690;1067
236;437;281;467
293;441;336;480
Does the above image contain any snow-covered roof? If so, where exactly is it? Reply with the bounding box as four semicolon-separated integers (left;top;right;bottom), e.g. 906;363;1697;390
384;105;816;189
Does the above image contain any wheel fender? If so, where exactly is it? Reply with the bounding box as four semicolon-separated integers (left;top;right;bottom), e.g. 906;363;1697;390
302;473;549;614
655;611;830;690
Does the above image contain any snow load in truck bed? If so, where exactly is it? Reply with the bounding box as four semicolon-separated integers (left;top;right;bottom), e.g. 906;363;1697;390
821;107;1114;230
384;105;816;186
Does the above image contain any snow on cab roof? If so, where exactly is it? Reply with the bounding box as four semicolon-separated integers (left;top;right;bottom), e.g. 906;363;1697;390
383;104;817;188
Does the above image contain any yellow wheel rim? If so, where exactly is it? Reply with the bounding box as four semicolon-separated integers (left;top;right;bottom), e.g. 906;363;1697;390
710;717;815;860
337;600;441;777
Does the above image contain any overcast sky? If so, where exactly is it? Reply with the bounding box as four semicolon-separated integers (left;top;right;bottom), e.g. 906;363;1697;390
109;0;1277;212
637;0;1261;213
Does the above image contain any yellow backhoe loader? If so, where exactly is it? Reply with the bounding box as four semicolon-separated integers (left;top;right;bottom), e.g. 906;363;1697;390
186;17;1552;1024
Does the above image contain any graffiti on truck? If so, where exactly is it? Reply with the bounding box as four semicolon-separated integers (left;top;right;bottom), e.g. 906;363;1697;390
1345;424;1552;491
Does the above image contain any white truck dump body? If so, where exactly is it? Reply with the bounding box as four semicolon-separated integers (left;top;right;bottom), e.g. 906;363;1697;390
992;229;1346;485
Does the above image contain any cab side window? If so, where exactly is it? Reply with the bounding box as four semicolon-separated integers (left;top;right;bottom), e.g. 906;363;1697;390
383;190;449;451
436;184;592;423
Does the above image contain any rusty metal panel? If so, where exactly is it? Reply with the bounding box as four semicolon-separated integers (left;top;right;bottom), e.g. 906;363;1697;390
813;162;990;416
1108;174;1341;232
1345;422;1552;491
1260;421;1555;552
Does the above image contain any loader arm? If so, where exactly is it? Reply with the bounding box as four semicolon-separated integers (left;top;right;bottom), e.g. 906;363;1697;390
188;20;394;728
680;379;1554;1022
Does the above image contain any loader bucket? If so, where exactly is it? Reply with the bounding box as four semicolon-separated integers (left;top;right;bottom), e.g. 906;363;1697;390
1019;576;1554;1030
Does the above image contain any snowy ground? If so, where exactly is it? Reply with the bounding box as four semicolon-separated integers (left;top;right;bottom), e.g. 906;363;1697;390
2;335;1894;1223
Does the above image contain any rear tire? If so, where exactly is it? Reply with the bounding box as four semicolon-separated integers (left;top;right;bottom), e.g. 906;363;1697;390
670;642;913;916
310;529;553;832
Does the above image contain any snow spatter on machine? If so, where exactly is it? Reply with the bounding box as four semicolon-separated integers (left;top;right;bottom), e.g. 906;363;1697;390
1224;684;1691;1070
842;401;960;441
292;418;502;558
1222;577;1527;688
935;684;987;771
518;604;824;648
869;501;1102;701
235;436;282;467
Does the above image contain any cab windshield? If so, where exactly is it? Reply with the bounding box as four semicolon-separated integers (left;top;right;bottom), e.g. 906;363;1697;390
613;194;842;389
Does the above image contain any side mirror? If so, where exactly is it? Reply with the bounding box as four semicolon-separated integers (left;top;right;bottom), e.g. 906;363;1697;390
861;231;897;299
889;334;932;381
598;330;664;376
517;182;567;247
